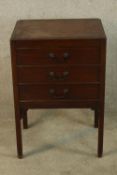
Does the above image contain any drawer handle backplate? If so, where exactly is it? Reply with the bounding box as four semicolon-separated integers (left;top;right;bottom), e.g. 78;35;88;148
49;71;69;80
48;52;70;63
48;53;56;59
63;52;70;60
49;88;69;99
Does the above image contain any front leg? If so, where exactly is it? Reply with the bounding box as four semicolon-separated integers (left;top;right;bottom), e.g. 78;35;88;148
15;108;23;158
98;107;104;157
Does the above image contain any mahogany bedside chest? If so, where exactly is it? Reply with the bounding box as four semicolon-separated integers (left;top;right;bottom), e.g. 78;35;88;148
10;19;106;158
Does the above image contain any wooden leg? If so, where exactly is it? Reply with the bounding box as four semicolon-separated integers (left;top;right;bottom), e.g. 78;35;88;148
94;108;98;128
21;109;28;129
15;109;23;158
98;107;104;157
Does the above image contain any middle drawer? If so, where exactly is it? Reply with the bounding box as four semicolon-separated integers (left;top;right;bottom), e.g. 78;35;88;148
17;66;100;83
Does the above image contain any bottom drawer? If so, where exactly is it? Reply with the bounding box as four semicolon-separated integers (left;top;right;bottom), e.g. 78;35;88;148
19;84;99;101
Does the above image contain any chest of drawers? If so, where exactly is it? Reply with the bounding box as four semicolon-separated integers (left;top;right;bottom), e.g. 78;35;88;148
10;19;106;158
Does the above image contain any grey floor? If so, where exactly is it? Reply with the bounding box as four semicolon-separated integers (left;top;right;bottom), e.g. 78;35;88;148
0;105;117;175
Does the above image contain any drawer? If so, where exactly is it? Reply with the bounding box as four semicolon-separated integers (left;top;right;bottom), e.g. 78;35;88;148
17;66;100;83
16;47;100;65
19;84;99;101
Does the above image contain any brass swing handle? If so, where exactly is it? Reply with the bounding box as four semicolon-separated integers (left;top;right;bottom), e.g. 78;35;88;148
49;88;69;99
49;71;69;80
48;52;70;62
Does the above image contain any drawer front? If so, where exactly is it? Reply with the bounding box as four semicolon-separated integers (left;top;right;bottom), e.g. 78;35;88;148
16;47;100;65
19;84;99;101
17;66;100;83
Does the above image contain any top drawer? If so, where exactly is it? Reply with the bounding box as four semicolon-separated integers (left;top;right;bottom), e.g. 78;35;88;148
16;47;100;65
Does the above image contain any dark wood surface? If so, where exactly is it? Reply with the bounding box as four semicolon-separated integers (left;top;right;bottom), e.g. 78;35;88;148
11;19;106;40
10;19;106;158
19;84;99;101
17;66;100;83
16;47;100;65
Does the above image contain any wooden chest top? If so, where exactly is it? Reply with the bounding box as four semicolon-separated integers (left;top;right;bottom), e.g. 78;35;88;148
11;19;106;40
